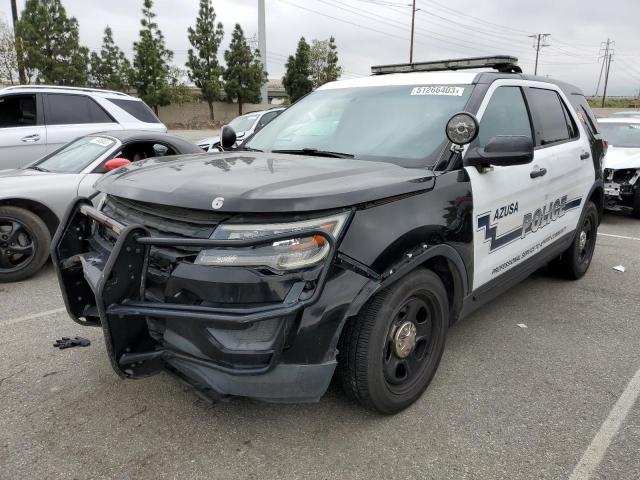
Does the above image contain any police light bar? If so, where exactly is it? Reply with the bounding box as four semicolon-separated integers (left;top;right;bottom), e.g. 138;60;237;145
371;55;521;75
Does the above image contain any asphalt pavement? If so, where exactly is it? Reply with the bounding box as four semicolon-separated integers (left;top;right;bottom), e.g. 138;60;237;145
1;212;639;480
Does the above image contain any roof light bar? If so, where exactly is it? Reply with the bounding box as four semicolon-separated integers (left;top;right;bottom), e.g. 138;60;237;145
371;55;521;75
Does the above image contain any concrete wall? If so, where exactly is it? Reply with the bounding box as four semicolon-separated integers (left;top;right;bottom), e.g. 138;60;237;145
158;101;272;127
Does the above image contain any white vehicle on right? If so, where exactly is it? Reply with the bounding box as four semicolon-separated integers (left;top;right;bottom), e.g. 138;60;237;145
600;117;640;217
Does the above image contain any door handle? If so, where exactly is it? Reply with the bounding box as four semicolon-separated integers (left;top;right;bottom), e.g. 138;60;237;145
580;151;591;160
530;166;547;179
21;134;41;143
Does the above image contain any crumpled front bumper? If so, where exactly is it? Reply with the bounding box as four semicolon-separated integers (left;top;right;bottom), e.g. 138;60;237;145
604;168;640;211
51;198;342;402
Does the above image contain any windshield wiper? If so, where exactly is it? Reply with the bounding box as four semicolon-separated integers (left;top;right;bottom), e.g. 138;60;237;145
271;148;354;159
237;146;263;152
27;166;50;172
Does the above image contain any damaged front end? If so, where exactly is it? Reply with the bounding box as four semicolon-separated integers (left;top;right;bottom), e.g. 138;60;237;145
52;196;354;403
604;168;640;211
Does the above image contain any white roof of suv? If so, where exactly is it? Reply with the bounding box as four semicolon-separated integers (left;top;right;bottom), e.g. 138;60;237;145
1;84;135;99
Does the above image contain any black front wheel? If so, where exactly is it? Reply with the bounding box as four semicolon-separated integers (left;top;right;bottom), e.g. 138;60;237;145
337;269;448;414
0;206;51;283
549;200;598;280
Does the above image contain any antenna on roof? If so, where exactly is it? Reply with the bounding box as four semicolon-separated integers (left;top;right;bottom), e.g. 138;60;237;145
371;55;522;75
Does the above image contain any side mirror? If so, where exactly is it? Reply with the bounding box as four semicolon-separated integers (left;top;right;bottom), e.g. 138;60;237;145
220;125;237;150
465;135;534;168
104;157;131;172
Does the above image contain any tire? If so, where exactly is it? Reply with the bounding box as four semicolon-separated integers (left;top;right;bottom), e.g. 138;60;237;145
549;200;598;280
632;188;640;219
337;268;449;414
0;206;51;283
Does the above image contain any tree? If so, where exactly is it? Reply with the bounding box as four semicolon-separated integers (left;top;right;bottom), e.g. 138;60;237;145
16;0;89;85
167;66;196;105
133;0;173;114
308;37;342;89
186;0;224;121
223;24;267;116
90;27;132;92
283;37;313;103
0;19;18;85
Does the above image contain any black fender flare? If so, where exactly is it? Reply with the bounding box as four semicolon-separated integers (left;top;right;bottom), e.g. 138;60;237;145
585;179;604;224
342;243;469;321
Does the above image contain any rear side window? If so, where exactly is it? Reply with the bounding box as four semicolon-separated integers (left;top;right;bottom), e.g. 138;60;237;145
527;88;576;146
107;98;161;124
570;93;600;135
0;95;37;127
479;86;533;146
46;94;114;125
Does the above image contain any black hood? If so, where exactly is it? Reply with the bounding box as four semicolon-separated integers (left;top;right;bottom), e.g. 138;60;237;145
95;152;435;212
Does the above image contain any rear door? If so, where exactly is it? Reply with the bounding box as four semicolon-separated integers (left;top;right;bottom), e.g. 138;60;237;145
0;93;47;169
44;93;122;153
466;82;550;289
524;86;592;244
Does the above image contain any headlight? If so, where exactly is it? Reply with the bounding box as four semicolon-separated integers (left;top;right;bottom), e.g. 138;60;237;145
194;212;349;271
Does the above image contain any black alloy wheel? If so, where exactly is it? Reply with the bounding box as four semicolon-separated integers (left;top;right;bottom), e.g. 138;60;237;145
0;206;51;283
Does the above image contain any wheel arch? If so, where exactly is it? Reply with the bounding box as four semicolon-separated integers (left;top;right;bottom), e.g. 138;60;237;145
345;244;469;326
586;180;604;224
0;198;60;237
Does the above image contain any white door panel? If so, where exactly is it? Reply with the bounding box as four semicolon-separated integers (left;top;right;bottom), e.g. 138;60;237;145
45;123;121;154
467;80;593;290
0;126;48;169
77;173;103;199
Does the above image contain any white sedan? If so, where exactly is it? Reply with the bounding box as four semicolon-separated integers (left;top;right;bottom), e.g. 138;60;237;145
599;117;640;217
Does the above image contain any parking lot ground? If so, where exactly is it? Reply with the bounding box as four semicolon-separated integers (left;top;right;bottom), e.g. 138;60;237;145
1;213;639;480
168;129;219;143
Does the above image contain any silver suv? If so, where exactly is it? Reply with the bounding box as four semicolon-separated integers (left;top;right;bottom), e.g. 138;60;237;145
0;85;167;169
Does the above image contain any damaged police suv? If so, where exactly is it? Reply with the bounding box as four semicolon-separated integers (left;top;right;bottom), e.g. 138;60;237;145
52;56;604;414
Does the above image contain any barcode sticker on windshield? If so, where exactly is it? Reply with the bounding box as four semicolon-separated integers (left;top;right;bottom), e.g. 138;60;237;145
411;86;465;96
90;137;113;147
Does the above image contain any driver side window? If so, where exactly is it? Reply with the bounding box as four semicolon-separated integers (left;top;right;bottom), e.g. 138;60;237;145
479;86;533;146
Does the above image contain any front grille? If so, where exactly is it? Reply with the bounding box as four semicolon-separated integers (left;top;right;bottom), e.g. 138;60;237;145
605;169;637;184
98;195;230;298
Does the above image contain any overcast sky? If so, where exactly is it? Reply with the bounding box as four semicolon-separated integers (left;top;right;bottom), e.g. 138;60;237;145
2;0;639;96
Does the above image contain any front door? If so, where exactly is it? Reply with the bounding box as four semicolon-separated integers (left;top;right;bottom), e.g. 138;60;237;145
0;93;47;169
465;83;551;289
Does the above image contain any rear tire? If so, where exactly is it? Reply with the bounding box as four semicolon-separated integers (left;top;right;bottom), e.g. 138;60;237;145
549;201;598;280
0;206;51;283
337;269;448;414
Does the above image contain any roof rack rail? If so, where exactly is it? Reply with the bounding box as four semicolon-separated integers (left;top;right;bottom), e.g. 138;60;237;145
371;55;522;75
1;85;131;96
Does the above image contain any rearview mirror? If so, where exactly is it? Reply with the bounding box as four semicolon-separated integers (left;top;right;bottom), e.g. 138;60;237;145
104;157;131;172
220;125;237;150
465;135;534;168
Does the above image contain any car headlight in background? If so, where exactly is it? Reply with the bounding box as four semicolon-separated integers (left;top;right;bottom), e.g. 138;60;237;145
194;212;350;271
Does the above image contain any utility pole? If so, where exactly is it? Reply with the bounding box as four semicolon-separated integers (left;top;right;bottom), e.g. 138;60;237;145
258;0;268;104
409;0;417;63
529;33;550;75
602;50;614;108
599;38;615;107
10;0;26;84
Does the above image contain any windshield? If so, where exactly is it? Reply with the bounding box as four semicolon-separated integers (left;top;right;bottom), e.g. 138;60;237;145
230;113;260;133
245;84;473;166
600;122;640;148
32;136;116;173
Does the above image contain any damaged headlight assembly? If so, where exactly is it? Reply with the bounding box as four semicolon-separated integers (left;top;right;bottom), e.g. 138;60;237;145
194;212;350;271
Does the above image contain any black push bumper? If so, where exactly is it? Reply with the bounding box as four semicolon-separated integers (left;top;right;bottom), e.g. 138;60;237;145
51;198;340;402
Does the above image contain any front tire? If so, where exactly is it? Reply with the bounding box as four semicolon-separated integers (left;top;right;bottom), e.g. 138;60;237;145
0;206;51;283
337;269;449;414
549;200;598;280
